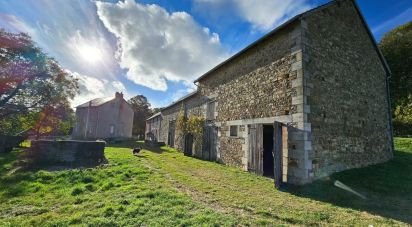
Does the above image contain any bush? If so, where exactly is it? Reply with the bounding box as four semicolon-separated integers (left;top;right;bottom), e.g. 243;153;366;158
85;184;96;192
71;187;84;196
393;121;412;137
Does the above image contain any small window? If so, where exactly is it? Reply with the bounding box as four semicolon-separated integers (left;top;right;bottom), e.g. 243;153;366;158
230;125;238;137
207;101;216;120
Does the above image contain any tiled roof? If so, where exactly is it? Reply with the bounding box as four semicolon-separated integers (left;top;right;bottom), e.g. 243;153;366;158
162;91;197;110
76;97;114;108
194;0;390;83
146;112;161;120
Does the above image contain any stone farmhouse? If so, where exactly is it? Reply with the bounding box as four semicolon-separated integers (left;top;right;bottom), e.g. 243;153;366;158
73;92;134;140
145;0;393;185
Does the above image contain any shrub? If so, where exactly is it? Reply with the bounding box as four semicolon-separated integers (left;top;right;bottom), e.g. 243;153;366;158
71;187;83;196
85;184;96;192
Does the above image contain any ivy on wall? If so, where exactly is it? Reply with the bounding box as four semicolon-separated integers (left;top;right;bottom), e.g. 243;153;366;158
187;115;205;144
176;105;188;134
175;105;206;149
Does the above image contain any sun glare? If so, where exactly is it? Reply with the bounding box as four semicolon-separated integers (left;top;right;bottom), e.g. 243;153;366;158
78;45;103;63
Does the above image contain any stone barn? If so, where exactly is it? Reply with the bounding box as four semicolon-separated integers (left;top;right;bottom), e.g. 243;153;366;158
147;0;393;185
145;112;162;142
73;92;134;140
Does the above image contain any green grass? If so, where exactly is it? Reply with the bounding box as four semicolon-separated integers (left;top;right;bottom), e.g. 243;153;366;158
0;138;411;226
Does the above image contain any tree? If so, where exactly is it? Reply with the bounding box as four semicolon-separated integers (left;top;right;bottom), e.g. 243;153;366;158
0;30;78;117
380;21;412;135
128;95;152;136
0;30;78;136
150;107;162;115
33;101;75;138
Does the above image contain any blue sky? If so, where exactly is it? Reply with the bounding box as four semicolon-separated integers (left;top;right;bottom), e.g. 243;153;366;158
0;0;411;108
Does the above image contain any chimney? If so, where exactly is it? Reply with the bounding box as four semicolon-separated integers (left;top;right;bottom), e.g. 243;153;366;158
115;92;123;100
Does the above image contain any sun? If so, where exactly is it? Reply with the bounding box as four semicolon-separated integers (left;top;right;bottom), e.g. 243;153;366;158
78;45;103;63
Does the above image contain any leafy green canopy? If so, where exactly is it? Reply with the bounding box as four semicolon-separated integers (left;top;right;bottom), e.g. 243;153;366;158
128;95;152;136
380;21;412;135
0;30;78;135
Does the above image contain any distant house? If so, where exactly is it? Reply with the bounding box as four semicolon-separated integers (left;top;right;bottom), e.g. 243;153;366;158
72;92;134;140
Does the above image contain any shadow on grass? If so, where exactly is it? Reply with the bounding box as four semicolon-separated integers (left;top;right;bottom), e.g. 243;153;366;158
0;148;35;198
112;140;412;223
0;149;20;173
0;147;108;199
107;140;173;154
286;149;412;224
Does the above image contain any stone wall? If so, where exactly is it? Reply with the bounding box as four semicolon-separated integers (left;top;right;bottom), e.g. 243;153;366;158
0;135;25;153
197;22;302;171
146;115;162;142
303;0;393;178
160;93;207;151
29;140;106;166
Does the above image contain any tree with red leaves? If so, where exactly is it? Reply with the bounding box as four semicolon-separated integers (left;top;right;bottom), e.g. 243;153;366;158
0;30;78;136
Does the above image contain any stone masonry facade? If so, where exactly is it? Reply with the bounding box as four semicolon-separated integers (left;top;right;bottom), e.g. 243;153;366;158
302;0;393;178
147;0;393;185
159;93;208;151
197;21;307;184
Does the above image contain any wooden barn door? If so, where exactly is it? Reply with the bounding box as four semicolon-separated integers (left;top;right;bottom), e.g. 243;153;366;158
202;126;218;161
168;121;176;147
248;124;263;175
273;121;284;188
184;133;193;156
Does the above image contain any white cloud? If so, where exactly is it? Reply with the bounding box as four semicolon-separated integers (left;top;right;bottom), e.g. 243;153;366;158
171;89;192;102
0;0;120;81
193;0;312;31
96;0;228;91
237;0;311;31
70;71;129;108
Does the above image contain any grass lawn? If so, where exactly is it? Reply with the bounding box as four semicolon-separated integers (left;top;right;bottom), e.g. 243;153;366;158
0;138;411;226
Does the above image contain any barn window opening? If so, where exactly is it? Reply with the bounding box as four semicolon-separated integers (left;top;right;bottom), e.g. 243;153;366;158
230;125;238;137
263;125;275;178
207;101;216;120
110;125;115;135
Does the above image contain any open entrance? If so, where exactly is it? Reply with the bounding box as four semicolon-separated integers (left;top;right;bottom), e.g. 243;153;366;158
248;122;286;188
184;133;193;156
263;125;274;178
168;121;176;147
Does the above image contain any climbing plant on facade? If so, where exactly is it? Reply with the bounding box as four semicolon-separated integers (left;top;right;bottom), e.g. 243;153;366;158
175;104;206;151
187;115;205;144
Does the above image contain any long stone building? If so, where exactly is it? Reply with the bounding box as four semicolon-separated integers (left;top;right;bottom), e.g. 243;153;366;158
146;0;393;185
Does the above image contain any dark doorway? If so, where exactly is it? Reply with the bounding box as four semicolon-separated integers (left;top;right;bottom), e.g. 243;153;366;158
168;121;176;147
184;133;193;156
263;125;274;178
202;126;218;161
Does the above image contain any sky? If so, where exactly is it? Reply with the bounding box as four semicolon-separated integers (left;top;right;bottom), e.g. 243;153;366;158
0;0;411;108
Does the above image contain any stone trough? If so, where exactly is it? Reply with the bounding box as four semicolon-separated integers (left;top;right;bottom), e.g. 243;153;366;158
28;140;106;167
0;135;26;153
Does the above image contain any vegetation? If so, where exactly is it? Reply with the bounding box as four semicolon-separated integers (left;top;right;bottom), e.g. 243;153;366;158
187;115;206;148
175;106;206;151
127;95;162;138
0;30;78;136
0;138;411;225
175;105;187;134
127;95;152;137
380;21;412;135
